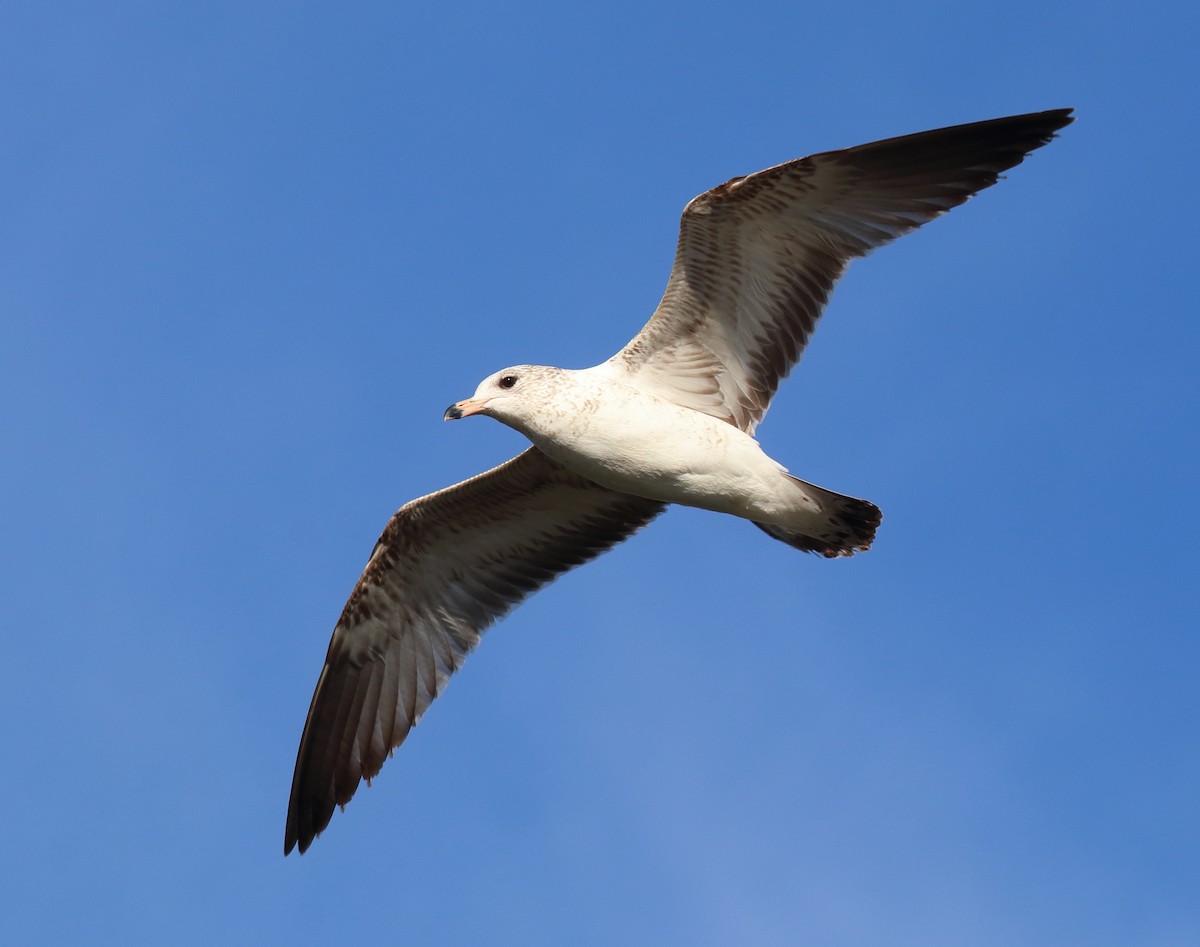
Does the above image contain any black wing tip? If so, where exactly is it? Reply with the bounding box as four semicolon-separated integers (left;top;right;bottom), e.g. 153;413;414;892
969;107;1076;165
843;107;1076;165
285;749;394;855
284;833;312;857
284;799;331;856
1042;106;1075;123
283;808;313;856
284;831;303;856
986;106;1075;144
993;106;1074;126
920;106;1075;138
1024;106;1075;126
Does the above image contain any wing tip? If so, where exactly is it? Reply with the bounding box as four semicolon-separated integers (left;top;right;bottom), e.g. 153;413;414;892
284;792;323;856
285;787;339;856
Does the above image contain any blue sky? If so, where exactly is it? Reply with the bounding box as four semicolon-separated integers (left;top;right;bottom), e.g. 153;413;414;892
2;2;1196;944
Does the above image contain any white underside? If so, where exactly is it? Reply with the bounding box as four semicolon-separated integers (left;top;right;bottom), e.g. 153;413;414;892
519;371;820;527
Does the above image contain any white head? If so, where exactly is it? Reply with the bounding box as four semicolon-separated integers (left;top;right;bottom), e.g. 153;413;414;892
444;365;568;435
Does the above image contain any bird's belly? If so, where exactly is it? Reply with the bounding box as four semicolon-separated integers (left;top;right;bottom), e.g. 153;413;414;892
532;402;788;518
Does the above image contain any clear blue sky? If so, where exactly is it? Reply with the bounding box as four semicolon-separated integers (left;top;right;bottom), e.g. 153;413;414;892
2;2;1196;944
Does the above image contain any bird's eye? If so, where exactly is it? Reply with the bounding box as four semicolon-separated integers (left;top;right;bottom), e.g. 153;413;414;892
498;375;518;389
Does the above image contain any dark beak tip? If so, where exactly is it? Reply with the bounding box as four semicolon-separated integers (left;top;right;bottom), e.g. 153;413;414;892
443;404;463;421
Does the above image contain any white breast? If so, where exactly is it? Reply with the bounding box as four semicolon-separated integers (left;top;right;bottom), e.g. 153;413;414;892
523;374;793;520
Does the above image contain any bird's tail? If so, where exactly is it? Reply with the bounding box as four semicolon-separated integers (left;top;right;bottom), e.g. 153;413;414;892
754;476;881;557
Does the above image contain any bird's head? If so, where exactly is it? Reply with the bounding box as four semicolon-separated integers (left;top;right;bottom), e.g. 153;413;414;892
444;365;567;434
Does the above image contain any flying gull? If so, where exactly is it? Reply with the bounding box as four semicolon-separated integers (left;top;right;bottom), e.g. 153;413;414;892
285;108;1073;854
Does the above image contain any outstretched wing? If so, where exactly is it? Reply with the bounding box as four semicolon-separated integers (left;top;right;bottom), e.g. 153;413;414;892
285;447;665;854
608;109;1073;432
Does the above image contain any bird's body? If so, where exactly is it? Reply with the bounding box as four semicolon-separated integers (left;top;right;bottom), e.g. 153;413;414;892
462;364;866;544
285;108;1074;854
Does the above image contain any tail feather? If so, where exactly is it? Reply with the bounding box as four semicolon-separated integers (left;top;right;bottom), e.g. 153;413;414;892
755;477;881;558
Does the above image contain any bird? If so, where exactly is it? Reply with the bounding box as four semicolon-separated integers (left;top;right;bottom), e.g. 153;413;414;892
285;108;1073;854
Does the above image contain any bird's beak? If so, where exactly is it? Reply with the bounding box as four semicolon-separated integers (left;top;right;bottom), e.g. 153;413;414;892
444;398;488;421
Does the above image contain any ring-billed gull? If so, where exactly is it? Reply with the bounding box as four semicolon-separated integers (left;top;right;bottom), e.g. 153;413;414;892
286;108;1073;854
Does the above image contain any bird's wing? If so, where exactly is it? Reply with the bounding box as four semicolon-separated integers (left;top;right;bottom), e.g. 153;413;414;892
285;447;665;854
606;109;1073;433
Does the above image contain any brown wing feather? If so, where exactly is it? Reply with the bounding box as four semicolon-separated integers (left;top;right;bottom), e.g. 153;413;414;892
612;109;1074;432
285;447;665;854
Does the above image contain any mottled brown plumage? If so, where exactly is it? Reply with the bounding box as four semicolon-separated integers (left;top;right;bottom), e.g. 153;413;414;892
614;110;1074;432
286;449;663;854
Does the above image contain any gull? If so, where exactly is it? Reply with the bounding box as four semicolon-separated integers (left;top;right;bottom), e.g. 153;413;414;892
285;108;1073;854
